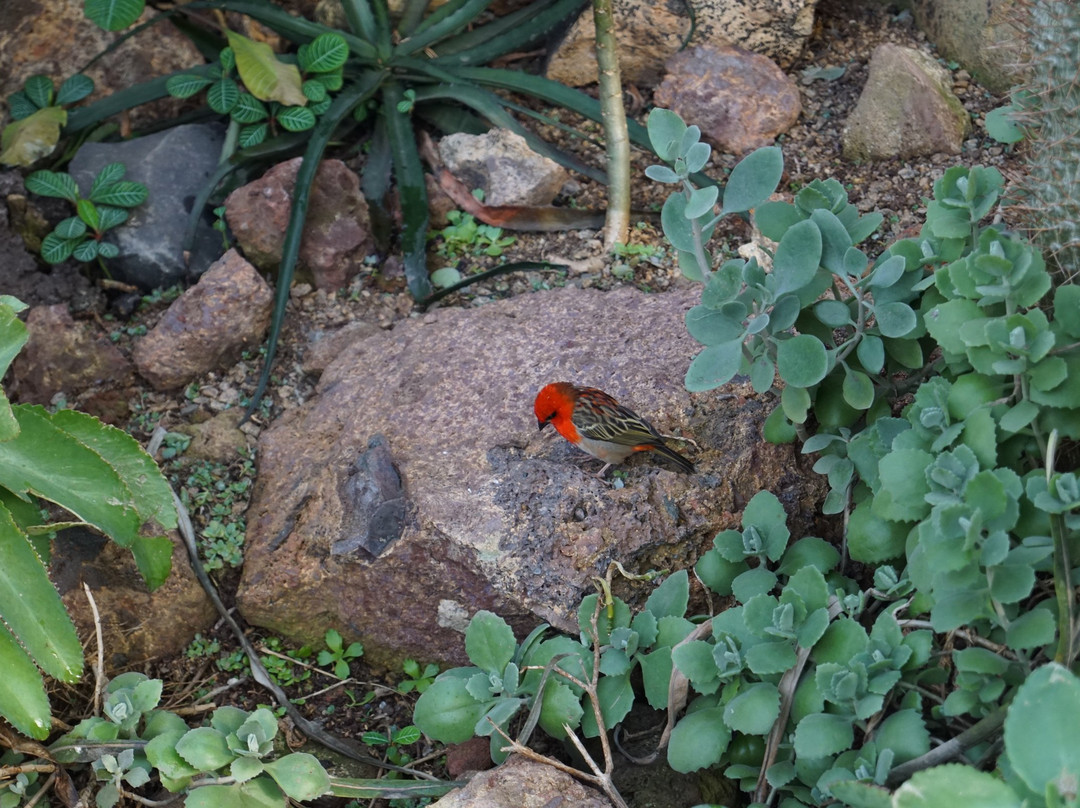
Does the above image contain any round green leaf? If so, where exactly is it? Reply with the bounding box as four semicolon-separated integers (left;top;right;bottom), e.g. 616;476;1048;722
985;105;1025;144
263;753;331;801
647;108;687;162
776;334;829;387
874;301;917;338
166;74;213;99
302;79;327;103
763;405;797;443
175;727;235;771
793;712;853;759
39;231;78;264
856;334;885;374
300;32;348;72
413;676;490;744
847;500;908;562
686;341;744;392
685;185;719;220
276;106;316;132
842;368;875;410
814;299;852;327
538;680;584;739
668;707;730;773
772;220;823;296
723;682;779;734
1003;662;1080;801
25;169;78;202
661;193;697;252
894;764;1022;808
722;146;783;214
749;354;775;393
56;74;94;105
23;75;54;109
230;93;268;124
207;78;240;114
54;216;87;239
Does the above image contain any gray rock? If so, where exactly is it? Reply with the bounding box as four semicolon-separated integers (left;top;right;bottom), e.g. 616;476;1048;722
438;129;568;207
912;0;1024;94
68;122;227;290
843;43;971;161
236;285;827;668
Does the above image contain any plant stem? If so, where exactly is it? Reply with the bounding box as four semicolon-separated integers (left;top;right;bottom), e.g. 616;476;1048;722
593;0;629;249
885;705;1007;786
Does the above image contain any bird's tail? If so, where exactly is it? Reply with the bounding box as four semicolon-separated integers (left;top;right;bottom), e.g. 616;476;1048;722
649;442;695;474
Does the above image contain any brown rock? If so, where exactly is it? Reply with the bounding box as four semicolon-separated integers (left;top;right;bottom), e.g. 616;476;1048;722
0;0;204;130
911;0;1024;94
236;285;826;668
173;408;253;463
224;158;375;291
842;43;971;161
432;755;611;807
10;304;135;422
132;250;272;391
52;526;216;670
546;0;690;88
654;43;802;154
546;0;817;88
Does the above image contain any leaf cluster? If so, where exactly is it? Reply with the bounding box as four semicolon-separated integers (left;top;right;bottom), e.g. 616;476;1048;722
0;296;176;741
24;162;148;265
640;107;1080;805
0;73;93;166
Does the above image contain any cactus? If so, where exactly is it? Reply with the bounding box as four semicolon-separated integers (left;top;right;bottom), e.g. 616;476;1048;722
1009;0;1080;282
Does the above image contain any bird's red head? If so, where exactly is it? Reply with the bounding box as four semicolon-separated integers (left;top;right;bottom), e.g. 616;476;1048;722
534;382;577;431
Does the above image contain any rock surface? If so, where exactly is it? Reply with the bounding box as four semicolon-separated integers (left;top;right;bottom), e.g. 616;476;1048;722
132;249;272;391
68;123;227;289
225;157;376;291
10;304;136;423
52;526;216;670
545;0;691;88
437;130;568;207
654;43;802;154
546;0;818;87
236;285;826;668
912;0;1024;94
430;755;611;807
843;43;971;161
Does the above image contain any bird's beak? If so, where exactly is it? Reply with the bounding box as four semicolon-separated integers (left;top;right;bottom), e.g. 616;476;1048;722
537;419;549;432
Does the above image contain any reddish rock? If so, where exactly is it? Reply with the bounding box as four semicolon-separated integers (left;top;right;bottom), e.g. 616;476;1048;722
10;304;136;422
654;43;802;154
843;43;971;161
236;285;827;669
132;249;272;391
224;157;376;291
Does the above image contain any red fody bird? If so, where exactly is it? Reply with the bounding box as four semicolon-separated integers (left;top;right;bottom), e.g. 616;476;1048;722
534;382;695;477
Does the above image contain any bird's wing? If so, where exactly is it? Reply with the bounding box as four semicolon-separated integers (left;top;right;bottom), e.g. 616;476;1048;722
574;389;664;447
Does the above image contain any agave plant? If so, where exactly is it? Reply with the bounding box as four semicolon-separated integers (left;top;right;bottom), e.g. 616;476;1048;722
66;0;655;411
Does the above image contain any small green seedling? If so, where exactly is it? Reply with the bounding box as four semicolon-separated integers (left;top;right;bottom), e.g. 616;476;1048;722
318;629;364;678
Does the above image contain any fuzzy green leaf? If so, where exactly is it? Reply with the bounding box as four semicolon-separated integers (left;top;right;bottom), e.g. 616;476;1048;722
722;146;783;215
668;707;730;773
776;334;829;387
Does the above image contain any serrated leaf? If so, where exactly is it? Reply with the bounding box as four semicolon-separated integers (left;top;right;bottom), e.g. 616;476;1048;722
465;611;515;674
723;682;780;734
263;753;331;801
227;30;307;106
0;621;52;739
793;712;853;758
668;708;730;773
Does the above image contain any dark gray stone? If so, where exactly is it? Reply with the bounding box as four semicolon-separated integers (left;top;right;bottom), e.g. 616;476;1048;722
69;122;227;291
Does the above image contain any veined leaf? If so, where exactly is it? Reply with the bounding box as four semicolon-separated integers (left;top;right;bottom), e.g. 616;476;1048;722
39;232;80;264
25;166;79;203
56;73;94;105
23;76;54;109
226;30;307;107
299;33;348;73
91;181;148;208
84;0;145;30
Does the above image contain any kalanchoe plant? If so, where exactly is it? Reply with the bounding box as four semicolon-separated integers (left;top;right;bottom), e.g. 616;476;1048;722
24;162;148;269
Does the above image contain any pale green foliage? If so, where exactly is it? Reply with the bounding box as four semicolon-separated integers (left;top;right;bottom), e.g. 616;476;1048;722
0;298;175;740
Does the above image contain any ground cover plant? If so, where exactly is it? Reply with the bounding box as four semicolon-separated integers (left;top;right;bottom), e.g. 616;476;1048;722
411;106;1080;807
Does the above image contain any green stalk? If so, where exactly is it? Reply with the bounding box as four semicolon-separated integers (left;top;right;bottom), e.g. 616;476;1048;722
1045;430;1077;665
592;0;629;249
